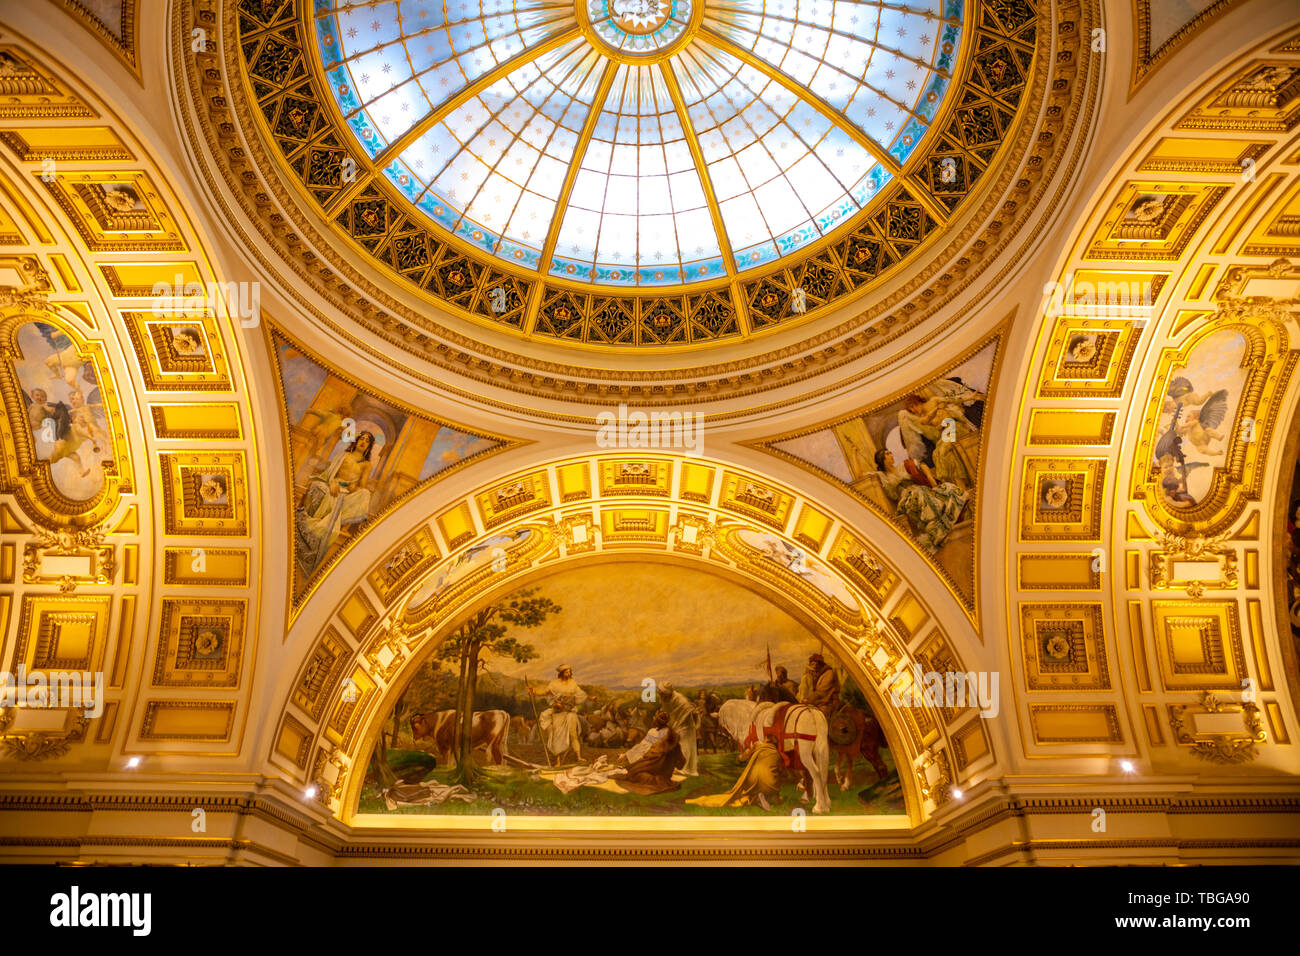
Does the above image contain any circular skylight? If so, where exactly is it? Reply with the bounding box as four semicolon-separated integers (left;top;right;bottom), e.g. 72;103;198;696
315;0;963;287
586;0;695;56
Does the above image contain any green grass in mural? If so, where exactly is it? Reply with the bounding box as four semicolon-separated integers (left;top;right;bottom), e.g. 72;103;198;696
358;749;905;816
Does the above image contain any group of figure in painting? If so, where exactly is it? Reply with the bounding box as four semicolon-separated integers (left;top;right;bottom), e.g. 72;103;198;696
523;653;846;800
530;665;704;778
861;377;984;551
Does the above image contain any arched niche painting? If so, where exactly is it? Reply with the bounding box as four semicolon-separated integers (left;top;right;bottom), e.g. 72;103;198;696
1136;316;1295;533
1151;328;1248;511
358;561;904;820
0;313;129;528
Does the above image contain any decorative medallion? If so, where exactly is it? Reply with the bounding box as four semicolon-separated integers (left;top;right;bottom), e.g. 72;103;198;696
585;0;693;56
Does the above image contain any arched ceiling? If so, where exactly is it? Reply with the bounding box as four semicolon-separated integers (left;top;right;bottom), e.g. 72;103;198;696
1;0;1299;863
269;452;979;826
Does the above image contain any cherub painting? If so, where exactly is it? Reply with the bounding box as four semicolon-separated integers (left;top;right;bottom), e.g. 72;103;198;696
14;321;111;501
1151;329;1246;508
740;529;859;610
406;528;534;609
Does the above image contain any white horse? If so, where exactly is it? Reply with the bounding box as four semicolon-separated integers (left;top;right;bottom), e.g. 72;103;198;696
718;699;832;813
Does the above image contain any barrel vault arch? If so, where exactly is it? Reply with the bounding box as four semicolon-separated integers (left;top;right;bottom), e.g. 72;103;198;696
267;451;1002;852
1002;21;1300;791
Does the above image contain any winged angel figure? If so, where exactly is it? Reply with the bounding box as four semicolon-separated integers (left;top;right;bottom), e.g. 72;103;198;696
1153;376;1230;506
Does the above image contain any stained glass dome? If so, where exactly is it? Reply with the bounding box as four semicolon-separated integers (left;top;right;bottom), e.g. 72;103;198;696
314;0;964;288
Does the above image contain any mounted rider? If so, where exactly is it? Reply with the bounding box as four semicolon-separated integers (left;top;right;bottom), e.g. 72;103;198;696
799;653;841;719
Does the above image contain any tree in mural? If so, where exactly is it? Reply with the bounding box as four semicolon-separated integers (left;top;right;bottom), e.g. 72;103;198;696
436;588;559;786
369;660;457;790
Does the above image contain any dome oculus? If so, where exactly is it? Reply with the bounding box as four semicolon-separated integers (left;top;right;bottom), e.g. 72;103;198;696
587;0;693;55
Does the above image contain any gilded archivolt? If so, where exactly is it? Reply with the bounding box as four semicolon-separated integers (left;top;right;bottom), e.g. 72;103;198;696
1005;28;1300;762
0;45;269;759
269;455;985;823
174;0;1099;405
0;306;133;530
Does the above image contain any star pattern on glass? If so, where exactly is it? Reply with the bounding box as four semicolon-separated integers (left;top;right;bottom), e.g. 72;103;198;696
315;0;960;286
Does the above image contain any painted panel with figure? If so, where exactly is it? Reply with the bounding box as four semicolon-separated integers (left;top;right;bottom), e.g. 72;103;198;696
1151;328;1247;509
756;337;998;606
272;330;505;602
13;320;112;501
359;562;903;818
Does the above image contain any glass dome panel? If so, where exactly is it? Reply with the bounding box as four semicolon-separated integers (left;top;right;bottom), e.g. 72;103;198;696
314;0;964;286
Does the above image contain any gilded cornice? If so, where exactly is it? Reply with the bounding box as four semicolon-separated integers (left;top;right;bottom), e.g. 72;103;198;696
2;789;1295;863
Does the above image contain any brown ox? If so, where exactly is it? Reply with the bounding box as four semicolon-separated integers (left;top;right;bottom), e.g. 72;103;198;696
410;709;510;766
508;715;534;744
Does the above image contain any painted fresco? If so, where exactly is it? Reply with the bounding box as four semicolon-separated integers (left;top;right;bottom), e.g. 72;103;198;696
740;528;861;611
276;336;501;599
360;562;903;817
13;320;112;501
765;339;995;604
1152;328;1247;510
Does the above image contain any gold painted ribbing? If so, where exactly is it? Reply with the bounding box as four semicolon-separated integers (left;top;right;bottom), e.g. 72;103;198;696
698;27;951;227
373;27;583;169
524;58;620;333
659;60;738;278
324;170;376;216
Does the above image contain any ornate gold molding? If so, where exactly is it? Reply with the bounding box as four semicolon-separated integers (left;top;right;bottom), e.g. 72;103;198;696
1169;692;1266;763
1148;531;1238;597
22;525;115;594
0;306;133;530
1130;309;1297;535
